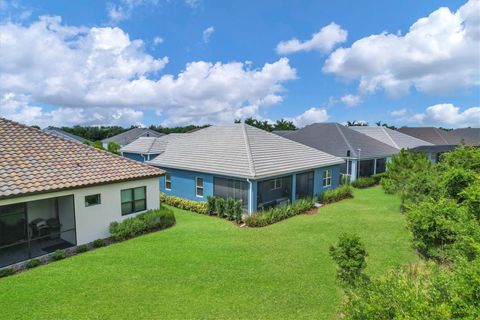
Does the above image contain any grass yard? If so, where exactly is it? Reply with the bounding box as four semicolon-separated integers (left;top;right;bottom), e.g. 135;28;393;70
0;187;418;319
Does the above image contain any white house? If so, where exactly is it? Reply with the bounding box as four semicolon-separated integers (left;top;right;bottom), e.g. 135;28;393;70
0;117;164;268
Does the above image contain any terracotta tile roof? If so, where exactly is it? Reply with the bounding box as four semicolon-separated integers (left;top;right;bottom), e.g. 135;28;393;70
0;118;164;200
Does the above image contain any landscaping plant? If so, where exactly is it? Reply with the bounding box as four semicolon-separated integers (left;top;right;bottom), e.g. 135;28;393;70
318;184;353;204
207;196;216;215
75;245;89;254
51;250;67;261
215;197;225;218
244;198;315;227
160;193;208;215
0;268;14;278
225;197;235;220
351;177;376;189
233;200;243;224
329;233;368;286
25;259;41;269
92;239;106;248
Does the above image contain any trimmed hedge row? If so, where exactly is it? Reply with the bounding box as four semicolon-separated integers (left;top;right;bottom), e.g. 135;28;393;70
109;207;176;241
352;177;376;189
160;193;208;215
318;184;354;204
244;198;315;227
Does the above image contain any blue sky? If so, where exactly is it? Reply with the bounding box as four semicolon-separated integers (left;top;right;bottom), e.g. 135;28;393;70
0;0;479;128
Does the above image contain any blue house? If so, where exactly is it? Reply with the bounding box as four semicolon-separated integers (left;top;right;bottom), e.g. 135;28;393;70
120;134;184;162
147;124;344;214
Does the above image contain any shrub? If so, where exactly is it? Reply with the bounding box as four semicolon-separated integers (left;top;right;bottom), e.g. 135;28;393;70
215;197;225;218
318;184;353;204
233;200;243;224
329;233;368;287
0;268;14;278
92;239;106;248
225;197;235;220
25;259;41;269
371;172;385;184
351;177;376;189
244;198;315;227
160;193;208;215
75;245;89;254
51;249;67;261
109;208;175;241
207;196;216;215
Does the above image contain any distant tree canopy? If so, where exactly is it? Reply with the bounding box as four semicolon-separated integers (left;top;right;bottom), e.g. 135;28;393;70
235;117;297;132
375;121;397;130
148;124;210;134
346;120;368;127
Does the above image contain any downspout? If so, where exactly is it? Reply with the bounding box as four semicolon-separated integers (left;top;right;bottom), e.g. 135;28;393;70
247;178;253;215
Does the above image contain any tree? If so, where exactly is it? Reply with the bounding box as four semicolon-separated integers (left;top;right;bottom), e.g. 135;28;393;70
243;117;274;131
31;125;40;129
329;233;368;286
375;121;397;130
273;119;296;131
92;141;105;150
107;141;121;154
346;120;368;126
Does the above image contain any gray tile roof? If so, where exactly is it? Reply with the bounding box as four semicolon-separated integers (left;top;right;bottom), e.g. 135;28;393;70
43;126;91;144
398;127;461;145
147;124;344;180
274;123;399;159
350;126;432;149
102;128;164;146
0;118;165;200
120;134;184;154
450;128;480;146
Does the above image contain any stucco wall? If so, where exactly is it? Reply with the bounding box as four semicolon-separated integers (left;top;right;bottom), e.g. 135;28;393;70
0;177;160;245
159;168;214;202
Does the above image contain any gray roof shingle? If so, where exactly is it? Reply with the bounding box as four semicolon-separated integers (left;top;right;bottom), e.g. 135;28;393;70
450;128;480;146
120;134;184;154
0;118;164;200
275;123;399;159
147;124;344;179
102;128;164;146
398;127;461;145
350;126;432;149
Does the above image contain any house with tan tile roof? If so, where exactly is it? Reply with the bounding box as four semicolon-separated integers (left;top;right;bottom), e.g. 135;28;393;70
0;117;165;268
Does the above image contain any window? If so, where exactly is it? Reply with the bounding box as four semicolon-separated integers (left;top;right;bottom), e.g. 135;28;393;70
121;186;146;215
270;178;282;190
213;177;249;209
165;173;171;190
195;177;204;197
323;169;332;187
85;194;101;207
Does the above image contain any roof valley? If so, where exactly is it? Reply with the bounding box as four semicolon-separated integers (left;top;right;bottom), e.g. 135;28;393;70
242;125;256;178
334;124;355;157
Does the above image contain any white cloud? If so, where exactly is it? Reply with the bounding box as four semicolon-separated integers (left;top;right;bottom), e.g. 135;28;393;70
340;94;362;107
390;108;407;116
276;23;347;54
106;0;160;23
408;103;480;127
0;16;296;127
153;36;163;45
202;26;214;43
323;0;480;96
287;107;329;127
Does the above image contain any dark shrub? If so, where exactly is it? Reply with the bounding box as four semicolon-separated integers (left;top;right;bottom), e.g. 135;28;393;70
318;185;353;204
109;208;175;241
352;177;376;189
51;249;67;261
244;198;315;227
160;193;208;214
234;200;243;224
329;233;368;287
75;245;89;254
207;196;216;215
92;239;106;248
371;172;385;184
0;268;14;278
215;197;225;218
225;197;235;220
25;259;41;269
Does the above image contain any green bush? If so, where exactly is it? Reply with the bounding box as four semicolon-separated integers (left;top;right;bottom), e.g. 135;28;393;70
215;197;225;218
92;239;106;248
244;198;315;227
329;233;369;287
234;200;243;224
207;196;216;215
0;268;14;278
109;208;175;241
318;184;353;204
371;172;385;184
160;193;208;215
75;245;89;254
25;259;41;269
51;249;66;261
351;177;376;189
225;197;235;220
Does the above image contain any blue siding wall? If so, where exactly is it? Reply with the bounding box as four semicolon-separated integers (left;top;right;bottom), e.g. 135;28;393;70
314;165;341;195
159;168;214;202
123;152;146;162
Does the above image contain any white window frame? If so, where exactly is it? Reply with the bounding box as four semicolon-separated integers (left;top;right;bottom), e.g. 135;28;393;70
195;177;204;198
165;173;172;191
270;178;282;190
85;194;101;207
323;169;332;188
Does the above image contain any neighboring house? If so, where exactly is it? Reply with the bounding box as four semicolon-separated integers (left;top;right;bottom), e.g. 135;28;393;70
102;128;164;148
147;124;344;214
120;134;185;162
274;123;399;181
43;126;91;144
450;128;480;146
397;127;460;145
0;118;164;268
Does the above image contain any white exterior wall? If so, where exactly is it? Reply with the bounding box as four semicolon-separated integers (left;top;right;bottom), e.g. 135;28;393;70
0;177;160;245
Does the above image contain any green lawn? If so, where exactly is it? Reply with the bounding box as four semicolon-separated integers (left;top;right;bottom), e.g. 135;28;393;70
0;187;417;319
